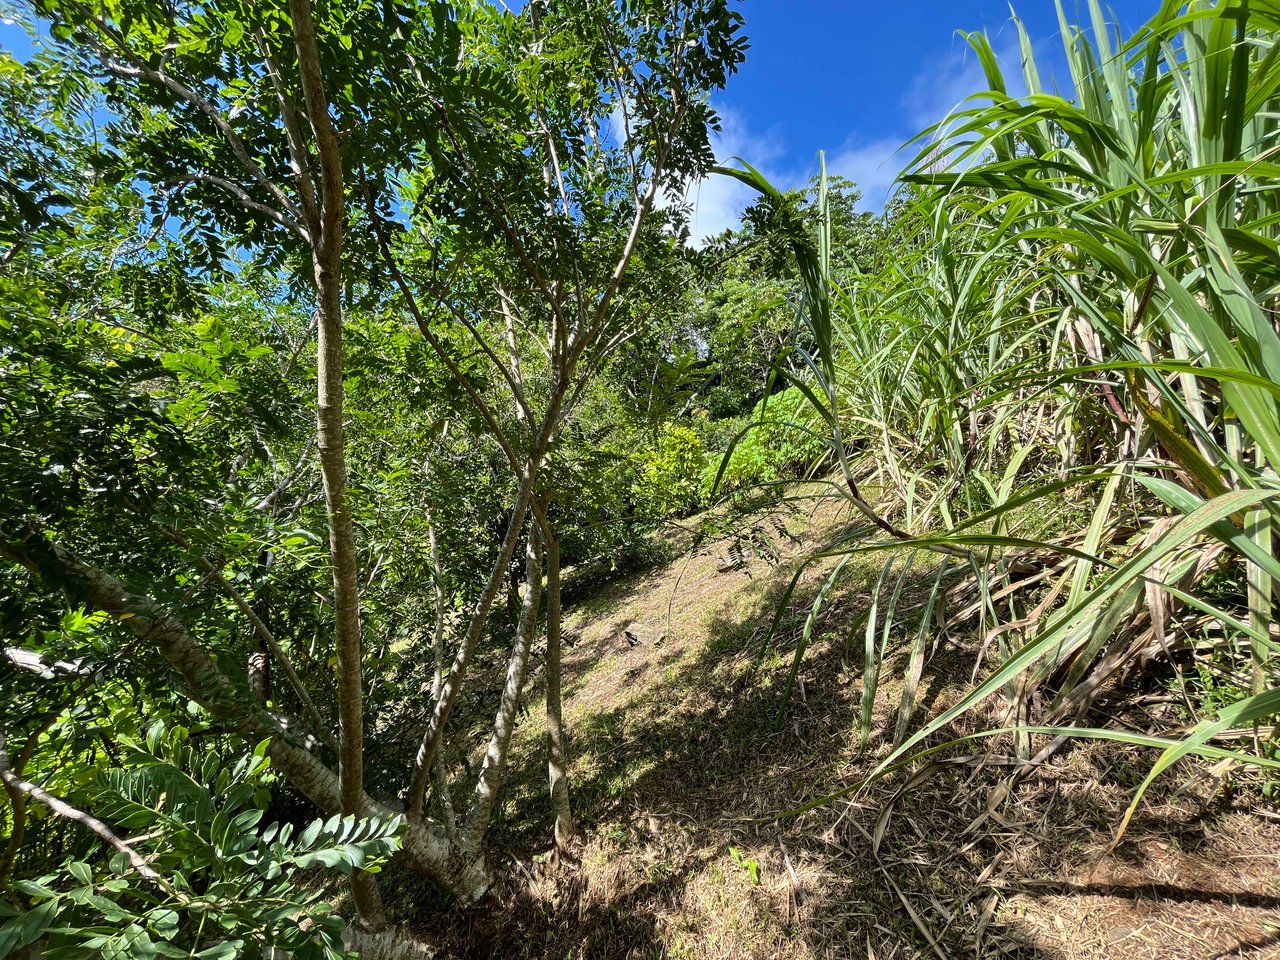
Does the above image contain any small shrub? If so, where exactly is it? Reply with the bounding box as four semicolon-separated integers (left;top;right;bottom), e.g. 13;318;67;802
703;386;828;497
632;424;709;518
0;723;402;960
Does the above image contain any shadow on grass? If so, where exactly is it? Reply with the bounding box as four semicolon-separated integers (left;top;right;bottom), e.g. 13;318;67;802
405;539;1273;959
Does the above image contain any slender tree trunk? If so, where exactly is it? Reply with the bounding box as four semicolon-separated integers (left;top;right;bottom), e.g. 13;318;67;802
461;529;543;849
406;459;542;814
248;549;272;705
311;242;384;925
287;0;384;928
423;505;459;830
505;553;522;630
0;781;26;889
427;513;446;702
542;515;575;852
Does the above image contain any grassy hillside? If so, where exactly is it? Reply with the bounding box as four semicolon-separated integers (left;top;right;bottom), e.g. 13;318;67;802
404;489;1280;959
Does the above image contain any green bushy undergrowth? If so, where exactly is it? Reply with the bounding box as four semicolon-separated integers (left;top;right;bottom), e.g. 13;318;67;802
704;386;828;496
631;423;709;519
0;723;402;960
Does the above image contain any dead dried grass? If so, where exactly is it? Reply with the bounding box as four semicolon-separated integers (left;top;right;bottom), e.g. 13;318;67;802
419;489;1280;960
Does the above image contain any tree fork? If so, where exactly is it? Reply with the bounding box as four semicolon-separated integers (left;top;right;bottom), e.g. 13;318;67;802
462;527;544;849
537;499;575;852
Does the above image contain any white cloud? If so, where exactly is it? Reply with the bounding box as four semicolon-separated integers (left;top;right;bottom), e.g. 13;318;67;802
682;173;758;244
832;39;1027;211
904;44;992;130
677;108;788;246
826;137;909;213
612;104;785;245
675;36;1029;236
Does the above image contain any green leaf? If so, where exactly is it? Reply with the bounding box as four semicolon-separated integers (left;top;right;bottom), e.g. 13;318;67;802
1116;687;1280;841
13;878;58;899
149;908;180;940
0;899;60;954
195;939;244;959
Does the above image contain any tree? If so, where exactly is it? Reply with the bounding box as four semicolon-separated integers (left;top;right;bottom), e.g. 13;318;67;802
4;0;745;915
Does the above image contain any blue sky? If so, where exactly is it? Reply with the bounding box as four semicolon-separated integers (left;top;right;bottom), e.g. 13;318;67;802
0;15;34;61
686;0;1159;238
1;1;1158;237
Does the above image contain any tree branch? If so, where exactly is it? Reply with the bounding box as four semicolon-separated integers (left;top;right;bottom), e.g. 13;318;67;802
60;0;305;229
0;733;169;890
460;524;542;849
160;174;306;238
257;25;321;237
360;175;523;473
286;0;386;927
0;527;491;899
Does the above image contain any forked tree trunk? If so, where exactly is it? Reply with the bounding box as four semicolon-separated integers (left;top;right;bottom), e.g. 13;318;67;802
461;529;544;849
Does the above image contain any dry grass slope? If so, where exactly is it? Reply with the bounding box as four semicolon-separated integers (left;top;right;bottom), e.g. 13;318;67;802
423;489;1280;959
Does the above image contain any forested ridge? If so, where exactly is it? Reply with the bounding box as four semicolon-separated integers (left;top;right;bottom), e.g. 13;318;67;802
2;1;1279;957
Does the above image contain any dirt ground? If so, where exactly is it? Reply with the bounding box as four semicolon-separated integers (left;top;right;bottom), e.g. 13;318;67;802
422;488;1280;959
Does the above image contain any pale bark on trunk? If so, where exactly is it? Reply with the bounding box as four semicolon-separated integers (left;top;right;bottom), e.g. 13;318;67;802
461;529;543;850
423;507;458;831
286;0;383;925
406;458;542;813
310;247;385;926
542;516;575;851
248;550;272;705
0;762;27;888
427;514;446;702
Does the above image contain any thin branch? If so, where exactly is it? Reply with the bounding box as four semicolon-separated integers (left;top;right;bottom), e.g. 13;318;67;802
255;436;317;512
360;175;522;474
440;292;535;435
0;734;171;891
3;647;94;678
404;463;539;816
197;555;337;752
160;174;305;238
0;665;103;887
498;286;531;425
58;0;304;225
257;25;321;236
460;524;542;849
428;105;563;324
